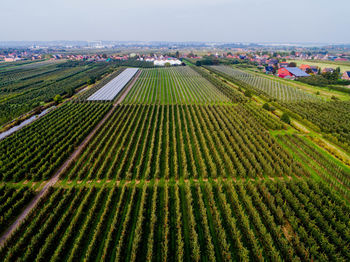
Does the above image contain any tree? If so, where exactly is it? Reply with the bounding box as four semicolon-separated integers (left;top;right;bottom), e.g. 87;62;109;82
288;62;297;67
290;51;296;56
66;87;75;97
305;68;313;74
281;113;291;124
175;51;180;58
262;103;270;111
53;94;63;105
244;90;252;98
195;61;202;66
87;77;96;85
331;95;340;100
187;52;195;58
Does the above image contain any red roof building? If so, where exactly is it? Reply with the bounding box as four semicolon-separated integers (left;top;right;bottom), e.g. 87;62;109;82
278;68;293;78
342;71;350;80
278;67;310;79
299;64;311;71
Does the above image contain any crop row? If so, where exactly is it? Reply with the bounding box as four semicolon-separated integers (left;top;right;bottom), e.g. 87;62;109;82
280;101;350;152
188;65;247;103
0;62;113;126
62;104;305;181
122;67;231;105
208;65;319;102
276;133;350;198
0;102;112;182
74;68;125;102
1;179;349;261
0;186;35;234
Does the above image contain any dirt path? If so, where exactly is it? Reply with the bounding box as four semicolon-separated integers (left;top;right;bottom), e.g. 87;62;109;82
0;70;140;247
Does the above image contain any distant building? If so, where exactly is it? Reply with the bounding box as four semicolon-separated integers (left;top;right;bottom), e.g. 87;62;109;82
264;66;275;74
299;64;311;71
154;58;182;66
342;71;350;80
278;62;289;68
310;66;318;75
145;56;181;66
278;67;310;79
4;57;22;62
335;58;348;62
322;68;334;73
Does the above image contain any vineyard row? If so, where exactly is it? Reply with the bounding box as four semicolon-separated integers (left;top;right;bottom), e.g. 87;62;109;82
1;179;349;261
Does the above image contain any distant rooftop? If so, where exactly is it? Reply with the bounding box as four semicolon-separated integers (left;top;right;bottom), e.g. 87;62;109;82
285;67;310;77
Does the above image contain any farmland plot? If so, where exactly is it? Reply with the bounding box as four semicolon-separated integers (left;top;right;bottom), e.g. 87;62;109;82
62;104;305;181
122;67;231;105
209;65;319;102
87;68;139;101
0;102;111;182
0;186;35;234
1;179;349;261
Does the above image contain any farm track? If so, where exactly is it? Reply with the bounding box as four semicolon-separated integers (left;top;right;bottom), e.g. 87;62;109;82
0;71;140;247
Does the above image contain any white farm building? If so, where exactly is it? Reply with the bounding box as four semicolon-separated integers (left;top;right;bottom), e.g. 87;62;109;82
144;56;182;66
153;58;182;66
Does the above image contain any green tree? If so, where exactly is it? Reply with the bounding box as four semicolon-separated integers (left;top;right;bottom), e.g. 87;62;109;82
66;87;75;97
262;103;270;111
281;113;291;124
244;90;252;98
53;94;63;105
288;62;297;67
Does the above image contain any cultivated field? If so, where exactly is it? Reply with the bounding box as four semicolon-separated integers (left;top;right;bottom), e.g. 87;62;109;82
1;179;349;261
0;60;114;126
0;61;349;262
123;67;231;105
281;101;350;152
60;104;303;181
209;65;319;102
87;68;138;101
0;103;111;182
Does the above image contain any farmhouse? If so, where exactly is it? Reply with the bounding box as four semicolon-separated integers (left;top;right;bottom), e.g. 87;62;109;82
278;62;289;68
310;66;318;74
322;68;334;73
264;66;274;74
342;71;350;80
299;64;311;71
278;67;310;79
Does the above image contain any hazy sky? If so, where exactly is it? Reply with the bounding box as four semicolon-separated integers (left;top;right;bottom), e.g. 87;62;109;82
1;0;349;43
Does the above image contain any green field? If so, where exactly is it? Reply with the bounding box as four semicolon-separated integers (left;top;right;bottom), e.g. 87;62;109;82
1;179;349;261
0;60;115;126
0;62;349;261
123;67;232;105
0;102;111;181
208;65;320;102
60;103;297;182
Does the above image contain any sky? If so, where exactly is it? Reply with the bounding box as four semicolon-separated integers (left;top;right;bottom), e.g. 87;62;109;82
1;0;350;43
